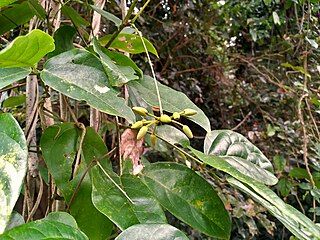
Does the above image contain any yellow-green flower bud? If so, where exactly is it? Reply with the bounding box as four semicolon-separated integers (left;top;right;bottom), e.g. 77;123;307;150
182;125;193;138
132;107;148;116
150;134;157;146
131;121;144;129
172;112;180;120
137;126;148;140
183;108;197;116
159;114;172;123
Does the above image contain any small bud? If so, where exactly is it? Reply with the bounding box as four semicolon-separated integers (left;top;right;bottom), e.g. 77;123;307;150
137;126;148;140
150;134;157;147
183;108;197;116
159;114;172;123
172;112;180;120
182;125;193;138
131;121;144;129
132;107;148;116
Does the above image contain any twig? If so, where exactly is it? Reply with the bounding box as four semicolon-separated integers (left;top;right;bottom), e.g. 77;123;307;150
232;112;252;131
26;175;44;222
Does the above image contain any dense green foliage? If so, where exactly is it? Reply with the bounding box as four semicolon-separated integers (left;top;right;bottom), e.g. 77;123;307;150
0;0;319;239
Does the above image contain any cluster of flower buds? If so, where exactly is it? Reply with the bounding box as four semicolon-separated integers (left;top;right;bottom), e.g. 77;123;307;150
131;107;197;141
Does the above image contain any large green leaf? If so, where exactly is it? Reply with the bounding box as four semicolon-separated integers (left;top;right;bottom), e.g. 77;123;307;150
128;75;211;132
0;67;30;89
0;2;35;35
0;29;55;68
40;49;135;122
0;113;27;234
40;124;113;239
191;148;320;239
0;212;88;239
228;177;320;240
204;130;277;185
115;224;189;240
100;33;158;57
93;38;139;87
83;128;166;229
140;162;231;239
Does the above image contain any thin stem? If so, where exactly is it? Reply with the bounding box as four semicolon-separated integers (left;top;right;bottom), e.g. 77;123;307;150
96;161;134;204
133;24;163;114
152;132;202;164
131;0;152;23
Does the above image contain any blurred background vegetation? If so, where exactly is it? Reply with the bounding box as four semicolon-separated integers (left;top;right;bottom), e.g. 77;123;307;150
122;0;320;238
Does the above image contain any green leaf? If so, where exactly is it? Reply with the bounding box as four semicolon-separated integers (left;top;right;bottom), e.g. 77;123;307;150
27;0;46;20
115;224;189;240
83;128;166;229
140;162;231;239
48;25;76;58
61;5;90;28
102;49;143;77
273;155;286;172
277;178;292;197
0;67;30;89
0;113;27;234
2;95;26;108
40;124;113;240
0;213;88;240
228;177;320;240
0;0;17;7
204;130;277;185
90;5;122;27
128;75;211;132
100;33;158;57
0;1;35;35
281;62;311;78
40;49;135;122
45;212;78;228
272;11;280;25
0;29;55;68
93;38;139;87
289;167;310;180
121;174;167;224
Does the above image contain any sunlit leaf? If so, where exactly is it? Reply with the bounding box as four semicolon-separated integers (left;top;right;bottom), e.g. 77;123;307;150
204;130;277;185
0;113;27;233
0;212;88;239
0;29;55;68
41;49;135;122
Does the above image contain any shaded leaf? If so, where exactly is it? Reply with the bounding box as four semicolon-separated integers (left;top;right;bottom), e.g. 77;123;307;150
0;113;27;233
90;5;121;27
115;224;188;240
48;25;76;58
0;213;88;240
100;33;158;57
204;130;277;185
140;162;231;239
0;29;55;68
27;0;46;20
61;5;90;28
128;75;211;132
0;2;35;35
93;38;139;87
41;124;113;240
0;67;30;89
2;95;26;108
40;49;135;122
